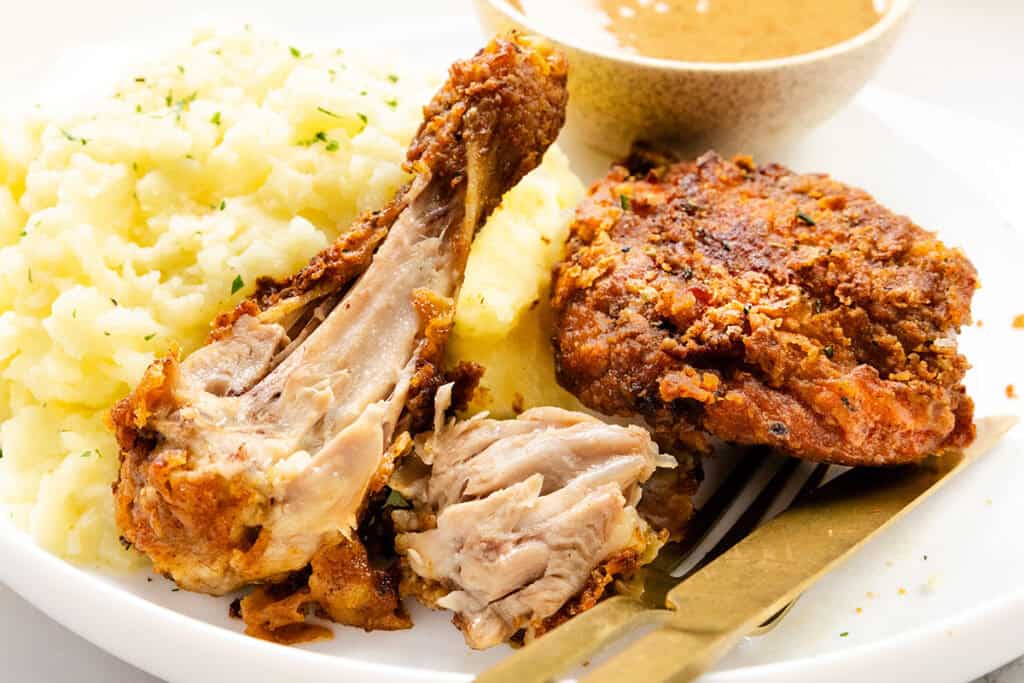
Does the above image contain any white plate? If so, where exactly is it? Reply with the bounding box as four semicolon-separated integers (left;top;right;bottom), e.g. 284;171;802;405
2;2;1023;682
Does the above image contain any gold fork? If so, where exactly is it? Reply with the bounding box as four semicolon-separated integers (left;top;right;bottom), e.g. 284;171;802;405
477;415;1017;683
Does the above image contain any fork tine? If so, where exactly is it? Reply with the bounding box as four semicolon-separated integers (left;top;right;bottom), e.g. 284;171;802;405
672;447;768;559
682;455;802;579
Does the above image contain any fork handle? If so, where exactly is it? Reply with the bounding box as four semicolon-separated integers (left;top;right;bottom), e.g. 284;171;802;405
475;597;658;683
578;625;734;683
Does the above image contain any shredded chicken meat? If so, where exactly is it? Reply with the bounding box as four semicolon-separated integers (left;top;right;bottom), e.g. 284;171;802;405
110;34;568;637
393;388;671;649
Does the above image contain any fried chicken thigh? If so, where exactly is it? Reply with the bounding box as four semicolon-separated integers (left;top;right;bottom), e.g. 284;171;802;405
111;35;568;629
552;152;977;466
392;387;670;648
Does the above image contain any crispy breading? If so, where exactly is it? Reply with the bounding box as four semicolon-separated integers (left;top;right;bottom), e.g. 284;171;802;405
552;152;977;466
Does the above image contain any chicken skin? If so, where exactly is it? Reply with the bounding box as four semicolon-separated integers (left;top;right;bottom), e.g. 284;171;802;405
552;152;977;466
111;34;568;634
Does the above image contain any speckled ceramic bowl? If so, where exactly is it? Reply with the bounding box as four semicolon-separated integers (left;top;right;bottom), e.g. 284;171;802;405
473;0;914;157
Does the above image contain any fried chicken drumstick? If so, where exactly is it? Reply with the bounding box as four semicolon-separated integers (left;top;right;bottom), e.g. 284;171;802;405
111;35;568;634
552;152;977;466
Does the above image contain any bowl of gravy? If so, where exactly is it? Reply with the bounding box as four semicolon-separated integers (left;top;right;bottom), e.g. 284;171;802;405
474;0;912;155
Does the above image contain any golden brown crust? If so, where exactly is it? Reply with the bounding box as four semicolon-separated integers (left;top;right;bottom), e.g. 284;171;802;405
239;535;409;644
552;152;977;465
530;549;640;639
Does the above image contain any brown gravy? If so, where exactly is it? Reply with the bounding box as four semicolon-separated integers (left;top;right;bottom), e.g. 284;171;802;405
511;0;887;63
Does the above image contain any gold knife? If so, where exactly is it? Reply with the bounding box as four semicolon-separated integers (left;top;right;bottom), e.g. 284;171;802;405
477;415;1018;683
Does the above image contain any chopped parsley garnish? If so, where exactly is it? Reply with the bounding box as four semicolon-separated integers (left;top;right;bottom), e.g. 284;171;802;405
110;298;119;306
325;140;340;152
165;91;173;107
823;344;834;359
20;230;26;237
103;331;111;336
135;104;142;114
81;450;93;458
619;194;631;211
840;632;849;637
219;200;226;211
231;274;245;295
289;46;303;58
387;74;399;83
0;448;4;459
357;112;368;125
359;90;367;97
134;76;146;83
144;333;156;341
60;129;88;146
172;92;198;120
72;309;77;319
796;212;816;225
177;64;185;75
210;111;221;125
27;268;32;283
317;106;342;118
385;489;410;508
384;97;398;109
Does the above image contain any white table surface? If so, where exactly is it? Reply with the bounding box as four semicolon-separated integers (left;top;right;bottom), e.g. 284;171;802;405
2;0;1022;681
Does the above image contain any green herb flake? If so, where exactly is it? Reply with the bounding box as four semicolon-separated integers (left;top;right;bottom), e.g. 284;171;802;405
359;90;367;97
210;111;221;125
796;212;816;225
385;489;410;509
135;104;142;114
144;333;156;341
165;91;173;107
27;268;32;283
289;46;303;58
104;331;111;336
317;106;342;118
231;274;245;295
177;64;185;75
72;309;77;319
325;139;340;152
384;97;398;109
387;74;399;83
134;76;146;83
823;344;835;359
20;230;26;237
60;129;88;146
619;194;631;211
80;450;93;458
357;112;368;125
219;200;226;211
110;298;119;307
0;448;4;459
840;632;849;638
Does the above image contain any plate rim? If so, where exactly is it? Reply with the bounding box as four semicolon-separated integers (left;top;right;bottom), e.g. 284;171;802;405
4;503;1024;683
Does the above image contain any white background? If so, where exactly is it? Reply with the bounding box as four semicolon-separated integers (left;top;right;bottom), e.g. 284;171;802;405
1;0;1022;680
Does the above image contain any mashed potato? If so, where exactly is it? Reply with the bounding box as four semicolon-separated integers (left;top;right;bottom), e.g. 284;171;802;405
0;30;582;568
450;151;585;416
